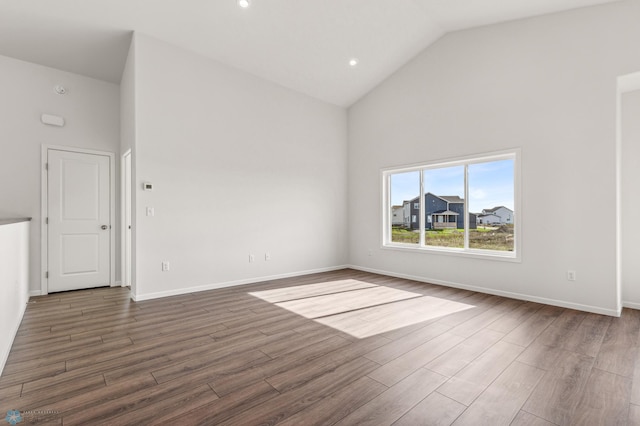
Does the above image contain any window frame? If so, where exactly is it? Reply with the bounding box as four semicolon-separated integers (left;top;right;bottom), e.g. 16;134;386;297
382;149;521;262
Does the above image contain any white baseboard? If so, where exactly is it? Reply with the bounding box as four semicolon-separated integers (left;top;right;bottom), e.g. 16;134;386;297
29;290;42;297
348;264;621;317
129;262;622;317
0;300;28;378
131;265;349;302
623;301;640;310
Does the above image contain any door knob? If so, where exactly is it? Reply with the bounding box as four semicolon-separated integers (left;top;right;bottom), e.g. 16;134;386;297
101;225;108;230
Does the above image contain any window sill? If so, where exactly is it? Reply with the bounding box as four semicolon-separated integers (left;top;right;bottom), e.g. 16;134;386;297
381;243;521;263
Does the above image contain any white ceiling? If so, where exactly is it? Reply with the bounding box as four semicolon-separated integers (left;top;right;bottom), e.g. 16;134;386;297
0;0;622;106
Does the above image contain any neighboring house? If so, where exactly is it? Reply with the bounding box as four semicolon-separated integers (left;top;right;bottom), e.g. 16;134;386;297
480;206;513;224
477;213;500;225
391;205;404;226
402;197;420;229
404;193;477;230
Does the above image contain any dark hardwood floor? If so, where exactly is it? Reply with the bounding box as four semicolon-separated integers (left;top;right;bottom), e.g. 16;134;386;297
1;269;639;425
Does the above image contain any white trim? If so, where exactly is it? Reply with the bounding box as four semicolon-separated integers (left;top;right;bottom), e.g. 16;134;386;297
109;152;116;287
40;145;47;295
131;265;349;302
0;300;28;377
380;148;520;174
616;81;623;313
121;149;132;289
40;145;116;295
348;264;621;317
419;170;425;246
381;244;521;263
618;72;640;94
29;290;43;297
618;73;640;310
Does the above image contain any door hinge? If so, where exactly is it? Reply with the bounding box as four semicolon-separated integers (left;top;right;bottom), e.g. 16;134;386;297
45;163;48;170
45;217;48;225
45;271;49;278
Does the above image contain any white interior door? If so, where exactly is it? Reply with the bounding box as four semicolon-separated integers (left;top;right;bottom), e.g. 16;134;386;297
48;149;111;292
123;150;132;287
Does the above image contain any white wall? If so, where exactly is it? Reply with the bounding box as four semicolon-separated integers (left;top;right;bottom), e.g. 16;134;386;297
120;36;136;162
0;54;121;294
622;89;640;307
120;36;137;294
0;221;30;376
130;34;348;300
348;1;640;315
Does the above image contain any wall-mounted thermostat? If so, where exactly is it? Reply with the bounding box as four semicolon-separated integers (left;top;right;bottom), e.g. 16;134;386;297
143;182;153;191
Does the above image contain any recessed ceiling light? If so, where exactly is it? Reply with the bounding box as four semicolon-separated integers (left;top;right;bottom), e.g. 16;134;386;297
238;0;250;8
349;58;358;67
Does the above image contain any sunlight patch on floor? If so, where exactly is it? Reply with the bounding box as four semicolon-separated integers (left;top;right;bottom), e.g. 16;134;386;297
249;279;475;338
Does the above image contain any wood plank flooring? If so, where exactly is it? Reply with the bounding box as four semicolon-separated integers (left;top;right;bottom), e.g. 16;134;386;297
1;269;638;425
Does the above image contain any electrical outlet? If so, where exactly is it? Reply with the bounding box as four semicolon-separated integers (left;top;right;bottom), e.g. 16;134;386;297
162;261;170;272
265;253;271;261
249;254;255;263
567;270;576;281
146;207;155;217
368;249;373;256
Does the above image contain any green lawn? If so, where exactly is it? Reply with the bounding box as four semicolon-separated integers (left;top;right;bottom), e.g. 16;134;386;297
390;227;420;244
391;225;514;251
425;228;464;248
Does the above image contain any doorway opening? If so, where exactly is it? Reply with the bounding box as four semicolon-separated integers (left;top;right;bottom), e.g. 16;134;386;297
122;149;132;288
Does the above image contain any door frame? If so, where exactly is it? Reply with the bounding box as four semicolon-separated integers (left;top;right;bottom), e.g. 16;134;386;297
40;145;116;296
121;149;132;288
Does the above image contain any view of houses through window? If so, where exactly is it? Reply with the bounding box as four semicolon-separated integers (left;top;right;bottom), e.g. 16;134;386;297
387;153;516;255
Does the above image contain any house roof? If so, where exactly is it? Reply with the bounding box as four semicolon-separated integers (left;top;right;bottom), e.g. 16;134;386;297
405;193;465;204
425;193;465;203
439;195;464;204
483;206;513;213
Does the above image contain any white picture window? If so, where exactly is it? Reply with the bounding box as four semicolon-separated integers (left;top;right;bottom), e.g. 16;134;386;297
383;150;519;260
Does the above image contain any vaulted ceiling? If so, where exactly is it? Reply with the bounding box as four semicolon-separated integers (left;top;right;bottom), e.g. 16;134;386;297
0;0;622;106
